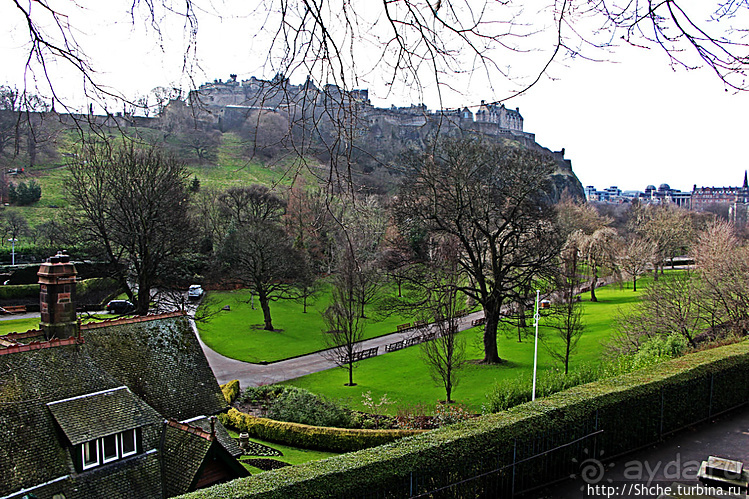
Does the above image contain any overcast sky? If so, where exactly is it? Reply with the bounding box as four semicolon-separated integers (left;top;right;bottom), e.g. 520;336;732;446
1;1;746;193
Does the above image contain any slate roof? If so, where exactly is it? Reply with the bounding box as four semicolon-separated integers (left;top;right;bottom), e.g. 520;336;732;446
162;423;215;498
0;314;237;498
82;316;227;420
47;386;162;445
185;415;244;458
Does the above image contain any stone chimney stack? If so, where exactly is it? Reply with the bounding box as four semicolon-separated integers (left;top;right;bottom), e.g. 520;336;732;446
38;251;78;340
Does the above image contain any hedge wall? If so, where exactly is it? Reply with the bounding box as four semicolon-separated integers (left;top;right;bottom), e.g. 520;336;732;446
220;408;423;453
182;341;749;499
221;380;240;405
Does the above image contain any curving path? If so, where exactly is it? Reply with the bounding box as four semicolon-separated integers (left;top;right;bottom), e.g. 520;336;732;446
191;310;487;388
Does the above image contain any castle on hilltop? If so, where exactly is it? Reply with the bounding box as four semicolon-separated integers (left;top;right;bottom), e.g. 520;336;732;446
188;74;534;142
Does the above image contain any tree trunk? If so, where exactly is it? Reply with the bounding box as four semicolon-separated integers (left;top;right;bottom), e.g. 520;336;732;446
258;288;274;330
347;361;355;386
481;304;502;364
589;270;598;302
136;276;150;315
633;275;637;292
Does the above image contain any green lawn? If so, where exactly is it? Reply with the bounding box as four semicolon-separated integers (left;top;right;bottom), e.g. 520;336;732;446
224;429;340;474
0;314;132;336
283;282;646;414
197;286;417;363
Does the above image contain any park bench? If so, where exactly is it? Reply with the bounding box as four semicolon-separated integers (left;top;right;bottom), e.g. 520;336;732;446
471;317;486;327
396;323;412;332
385;341;405;352
1;305;27;314
339;346;379;364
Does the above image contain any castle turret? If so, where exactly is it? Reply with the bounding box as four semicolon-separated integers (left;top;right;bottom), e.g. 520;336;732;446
38;252;78;340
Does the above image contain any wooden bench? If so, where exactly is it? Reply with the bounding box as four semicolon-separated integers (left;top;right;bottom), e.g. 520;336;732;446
1;305;27;314
396;323;412;332
471;317;486;327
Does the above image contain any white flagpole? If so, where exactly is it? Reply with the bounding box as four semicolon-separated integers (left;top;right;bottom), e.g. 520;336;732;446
532;290;540;401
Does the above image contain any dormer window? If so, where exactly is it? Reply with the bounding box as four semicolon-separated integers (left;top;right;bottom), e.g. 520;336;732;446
47;386;162;473
102;434;119;464
79;429;141;470
121;429;137;457
82;440;99;470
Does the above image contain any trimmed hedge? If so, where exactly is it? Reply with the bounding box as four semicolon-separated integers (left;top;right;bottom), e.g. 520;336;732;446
182;340;749;499
221;380;240;404
219;408;423;453
0;284;39;301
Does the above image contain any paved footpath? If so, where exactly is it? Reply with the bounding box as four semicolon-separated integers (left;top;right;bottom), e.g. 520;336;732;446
191;310;487;388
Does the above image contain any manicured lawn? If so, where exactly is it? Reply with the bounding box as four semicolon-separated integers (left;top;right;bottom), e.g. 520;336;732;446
0;314;133;336
224;429;340;474
284;281;647;414
0;317;42;335
197;286;417;363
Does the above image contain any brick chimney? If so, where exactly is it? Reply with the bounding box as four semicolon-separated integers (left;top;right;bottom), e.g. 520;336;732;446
38;251;78;340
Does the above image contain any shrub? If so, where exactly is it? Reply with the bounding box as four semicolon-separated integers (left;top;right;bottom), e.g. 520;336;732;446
185;341;749;499
483;362;601;413
221;380;240;404
239;385;355;428
267;387;353;428
219;408;422;453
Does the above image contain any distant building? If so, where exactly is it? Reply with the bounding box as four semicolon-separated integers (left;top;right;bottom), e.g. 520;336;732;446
186;74;534;140
585;172;749;219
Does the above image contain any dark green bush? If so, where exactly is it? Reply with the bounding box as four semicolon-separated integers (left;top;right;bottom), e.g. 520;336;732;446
239;385;354;428
184;340;749;499
267;387;353;428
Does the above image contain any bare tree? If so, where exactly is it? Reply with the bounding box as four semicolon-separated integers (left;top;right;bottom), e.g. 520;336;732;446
694;220;749;331
614;270;704;351
65;141;193;314
631;204;696;278
413;237;466;403
9;2;749;110
543;237;585;374
619;236;656;292
2;210;30;246
575;227;620;302
322;245;367;386
395;136;561;364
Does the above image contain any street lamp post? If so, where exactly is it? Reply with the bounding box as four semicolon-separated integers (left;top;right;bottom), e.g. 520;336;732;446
532;290;540;401
8;238;17;266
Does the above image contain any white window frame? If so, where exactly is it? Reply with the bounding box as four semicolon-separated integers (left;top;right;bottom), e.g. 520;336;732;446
120;429;137;458
82;440;99;470
101;434;119;464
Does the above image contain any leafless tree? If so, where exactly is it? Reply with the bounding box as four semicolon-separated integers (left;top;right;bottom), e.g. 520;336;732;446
2;210;30;246
613;270;704;352
395;135;561;364
693;220;749;331
322;245;367;386
413;237;467;403
543;237;585;374
65;141;193;315
575;227;620;301
630;204;696;278
619;236;655;292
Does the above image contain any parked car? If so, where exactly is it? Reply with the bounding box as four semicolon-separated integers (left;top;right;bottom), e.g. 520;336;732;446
106;300;134;314
187;284;204;300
